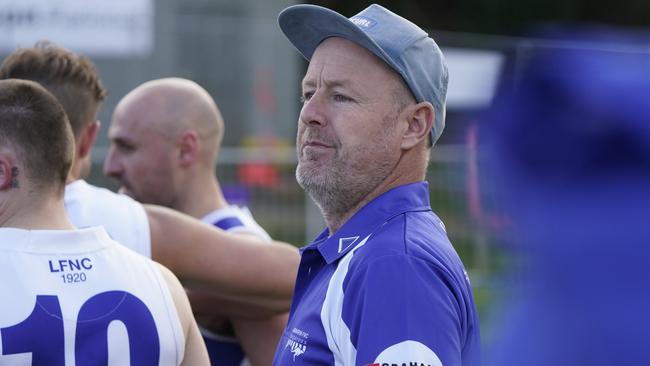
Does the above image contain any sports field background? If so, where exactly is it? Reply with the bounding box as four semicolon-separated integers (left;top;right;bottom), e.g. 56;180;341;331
3;0;647;356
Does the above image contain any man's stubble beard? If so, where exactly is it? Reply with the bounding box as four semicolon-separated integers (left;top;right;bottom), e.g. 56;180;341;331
296;130;396;226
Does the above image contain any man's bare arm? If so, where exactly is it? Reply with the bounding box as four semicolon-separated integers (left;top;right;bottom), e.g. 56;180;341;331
156;263;210;366
189;289;289;366
233;314;288;366
189;289;284;319
147;204;299;312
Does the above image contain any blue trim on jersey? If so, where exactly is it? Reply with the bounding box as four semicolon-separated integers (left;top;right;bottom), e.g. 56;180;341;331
201;216;248;366
205;337;245;366
273;182;481;366
213;217;245;231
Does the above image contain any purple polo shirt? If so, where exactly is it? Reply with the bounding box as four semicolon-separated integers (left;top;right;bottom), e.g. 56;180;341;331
273;182;480;365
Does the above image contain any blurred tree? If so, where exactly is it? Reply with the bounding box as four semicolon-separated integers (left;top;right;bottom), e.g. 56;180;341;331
309;0;650;35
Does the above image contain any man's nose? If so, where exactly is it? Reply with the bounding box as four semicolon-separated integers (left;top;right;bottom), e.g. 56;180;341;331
299;91;328;128
102;146;122;178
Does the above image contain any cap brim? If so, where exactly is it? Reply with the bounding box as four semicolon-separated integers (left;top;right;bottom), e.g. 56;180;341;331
278;4;399;72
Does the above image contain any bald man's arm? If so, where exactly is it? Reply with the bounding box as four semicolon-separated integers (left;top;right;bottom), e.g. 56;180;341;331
146;204;299;312
189;289;285;319
155;263;210;366
233;314;288;366
189;289;288;366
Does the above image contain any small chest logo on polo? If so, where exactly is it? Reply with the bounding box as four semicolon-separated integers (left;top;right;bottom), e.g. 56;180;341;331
286;340;305;360
284;327;309;361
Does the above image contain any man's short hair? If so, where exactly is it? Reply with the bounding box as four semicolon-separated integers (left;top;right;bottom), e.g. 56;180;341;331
0;42;107;138
0;79;74;192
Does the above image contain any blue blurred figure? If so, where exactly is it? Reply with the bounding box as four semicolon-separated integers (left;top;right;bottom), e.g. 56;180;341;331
485;29;650;365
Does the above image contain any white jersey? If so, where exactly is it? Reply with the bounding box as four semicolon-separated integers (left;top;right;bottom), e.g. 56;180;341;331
201;206;271;241
200;205;270;366
65;179;151;257
0;227;185;365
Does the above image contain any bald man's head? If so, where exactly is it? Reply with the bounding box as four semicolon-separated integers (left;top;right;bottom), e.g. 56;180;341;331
117;77;223;154
104;78;225;206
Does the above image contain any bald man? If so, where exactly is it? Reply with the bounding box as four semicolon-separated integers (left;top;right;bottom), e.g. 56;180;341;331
104;78;287;366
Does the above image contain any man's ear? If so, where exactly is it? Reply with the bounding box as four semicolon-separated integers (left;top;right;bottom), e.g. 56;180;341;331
177;130;200;168
0;155;15;190
78;121;100;160
401;102;434;150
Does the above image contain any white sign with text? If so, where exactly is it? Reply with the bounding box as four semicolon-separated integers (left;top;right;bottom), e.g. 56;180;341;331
0;0;153;56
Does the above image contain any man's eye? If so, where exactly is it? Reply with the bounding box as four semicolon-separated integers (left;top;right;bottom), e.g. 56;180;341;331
300;91;314;103
116;142;135;153
333;94;352;102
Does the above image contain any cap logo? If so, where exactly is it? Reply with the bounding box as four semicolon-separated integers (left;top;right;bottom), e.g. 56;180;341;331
350;16;377;29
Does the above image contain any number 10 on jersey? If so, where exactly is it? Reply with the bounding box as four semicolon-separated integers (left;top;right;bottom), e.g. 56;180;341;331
1;291;160;365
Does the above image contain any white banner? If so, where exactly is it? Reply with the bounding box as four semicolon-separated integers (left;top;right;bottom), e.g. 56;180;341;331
0;0;153;57
444;47;504;109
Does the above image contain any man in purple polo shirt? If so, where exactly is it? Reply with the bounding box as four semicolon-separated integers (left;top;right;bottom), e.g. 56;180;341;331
273;4;480;365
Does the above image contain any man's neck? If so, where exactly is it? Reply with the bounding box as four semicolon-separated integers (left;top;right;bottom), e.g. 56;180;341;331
175;175;228;219
324;156;426;234
1;195;75;230
66;157;87;185
323;179;401;235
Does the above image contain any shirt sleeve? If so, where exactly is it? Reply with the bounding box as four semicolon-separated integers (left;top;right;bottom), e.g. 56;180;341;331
341;254;464;366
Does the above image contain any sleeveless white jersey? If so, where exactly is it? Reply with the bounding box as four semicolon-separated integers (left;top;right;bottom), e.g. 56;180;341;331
200;205;271;366
0;227;184;365
65;180;151;257
201;206;271;241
